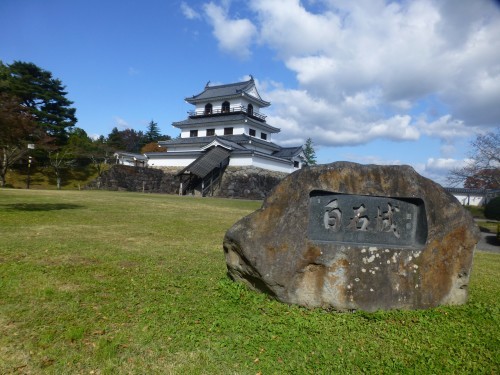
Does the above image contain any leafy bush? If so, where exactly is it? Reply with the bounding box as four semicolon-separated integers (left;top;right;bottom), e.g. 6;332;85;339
484;196;500;220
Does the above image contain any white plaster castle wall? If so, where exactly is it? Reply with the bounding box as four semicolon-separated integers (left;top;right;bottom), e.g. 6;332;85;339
181;124;247;138
452;194;484;206
194;97;262;113
147;151;299;173
148;156;196;167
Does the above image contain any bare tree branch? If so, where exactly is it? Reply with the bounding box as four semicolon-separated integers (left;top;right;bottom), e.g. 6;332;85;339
447;128;500;188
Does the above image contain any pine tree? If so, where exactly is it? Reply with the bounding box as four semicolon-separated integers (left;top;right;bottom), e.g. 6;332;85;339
304;137;317;166
1;61;77;145
145;120;161;143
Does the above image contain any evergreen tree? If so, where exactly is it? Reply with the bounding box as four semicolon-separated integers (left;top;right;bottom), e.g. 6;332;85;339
106;127;145;153
145;120;161;143
0;61;77;145
304;137;317;166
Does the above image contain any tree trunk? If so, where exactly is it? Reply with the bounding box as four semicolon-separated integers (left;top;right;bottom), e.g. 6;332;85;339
1;148;7;187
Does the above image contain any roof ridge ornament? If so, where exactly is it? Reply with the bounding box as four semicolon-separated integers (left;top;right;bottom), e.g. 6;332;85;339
205;80;211;88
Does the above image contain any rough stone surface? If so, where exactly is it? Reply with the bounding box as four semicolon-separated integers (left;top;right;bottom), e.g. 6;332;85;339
223;162;480;312
216;166;287;199
87;165;286;199
86;165;180;194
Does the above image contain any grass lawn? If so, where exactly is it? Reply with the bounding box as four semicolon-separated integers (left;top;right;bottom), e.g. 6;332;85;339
0;189;498;374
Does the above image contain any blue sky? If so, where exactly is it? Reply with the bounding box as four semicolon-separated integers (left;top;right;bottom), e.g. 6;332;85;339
1;0;499;185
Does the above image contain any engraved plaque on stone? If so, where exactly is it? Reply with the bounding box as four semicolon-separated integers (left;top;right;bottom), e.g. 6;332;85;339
308;191;428;248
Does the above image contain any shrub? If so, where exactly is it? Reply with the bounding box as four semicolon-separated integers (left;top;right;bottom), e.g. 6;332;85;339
484;196;500;220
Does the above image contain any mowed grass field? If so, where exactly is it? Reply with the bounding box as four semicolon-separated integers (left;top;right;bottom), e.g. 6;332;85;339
0;189;498;374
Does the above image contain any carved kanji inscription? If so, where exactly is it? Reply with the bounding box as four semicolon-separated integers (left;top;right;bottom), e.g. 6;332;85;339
309;192;427;247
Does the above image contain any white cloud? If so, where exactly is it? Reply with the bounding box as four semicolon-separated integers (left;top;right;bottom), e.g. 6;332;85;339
265;87;419;147
197;0;500;178
417;115;474;141
339;153;403;167
249;0;341;57
200;0;500;148
413;157;472;185
203;2;257;59
181;2;201;20
426;157;467;172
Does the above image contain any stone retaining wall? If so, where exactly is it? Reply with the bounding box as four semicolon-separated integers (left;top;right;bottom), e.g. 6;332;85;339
87;165;288;199
215;166;287;199
86;165;179;194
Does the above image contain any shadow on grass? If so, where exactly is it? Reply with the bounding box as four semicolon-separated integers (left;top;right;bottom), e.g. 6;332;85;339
1;203;84;212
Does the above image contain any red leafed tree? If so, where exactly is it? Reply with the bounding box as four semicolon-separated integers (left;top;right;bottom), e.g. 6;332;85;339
448;128;500;189
0;93;43;187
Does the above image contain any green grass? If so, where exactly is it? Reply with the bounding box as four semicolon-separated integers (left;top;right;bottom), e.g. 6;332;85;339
477;221;499;235
4;165;103;190
0;189;499;374
464;205;486;219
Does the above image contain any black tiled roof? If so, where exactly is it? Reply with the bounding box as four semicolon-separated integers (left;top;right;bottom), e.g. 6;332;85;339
273;146;303;158
178;146;231;178
159;134;282;152
203;137;247;151
172;113;280;133
185;78;270;107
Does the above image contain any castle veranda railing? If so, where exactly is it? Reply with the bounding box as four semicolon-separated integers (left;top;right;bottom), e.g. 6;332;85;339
188;106;266;121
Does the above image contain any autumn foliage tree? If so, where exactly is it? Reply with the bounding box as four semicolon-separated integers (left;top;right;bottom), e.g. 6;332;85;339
0;93;50;187
0;61;77;187
141;142;166;153
448;129;500;189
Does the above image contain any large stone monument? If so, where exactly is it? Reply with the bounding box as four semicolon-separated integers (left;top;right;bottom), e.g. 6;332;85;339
223;162;480;312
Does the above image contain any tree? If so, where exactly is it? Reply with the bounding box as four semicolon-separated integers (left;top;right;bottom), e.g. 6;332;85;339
0;61;77;145
464;169;500;189
303;137;317;166
106;127;146;153
66;127;94;157
448;129;500;188
0;93;48;187
145;120;161;143
484;197;500;221
141;142;166;153
89;136;114;178
48;150;75;189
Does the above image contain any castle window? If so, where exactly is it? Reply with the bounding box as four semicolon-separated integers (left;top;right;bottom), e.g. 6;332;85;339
222;101;230;113
204;103;213;115
190;130;198;137
206;128;215;136
224;127;233;135
261;132;267;140
249;128;256;137
247;104;254;116
294;161;300;168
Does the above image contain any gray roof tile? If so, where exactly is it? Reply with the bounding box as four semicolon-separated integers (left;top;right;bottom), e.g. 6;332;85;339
185;78;270;107
178;146;231;178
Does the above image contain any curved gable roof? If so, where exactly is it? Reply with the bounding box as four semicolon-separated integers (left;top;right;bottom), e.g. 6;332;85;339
185;77;270;107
